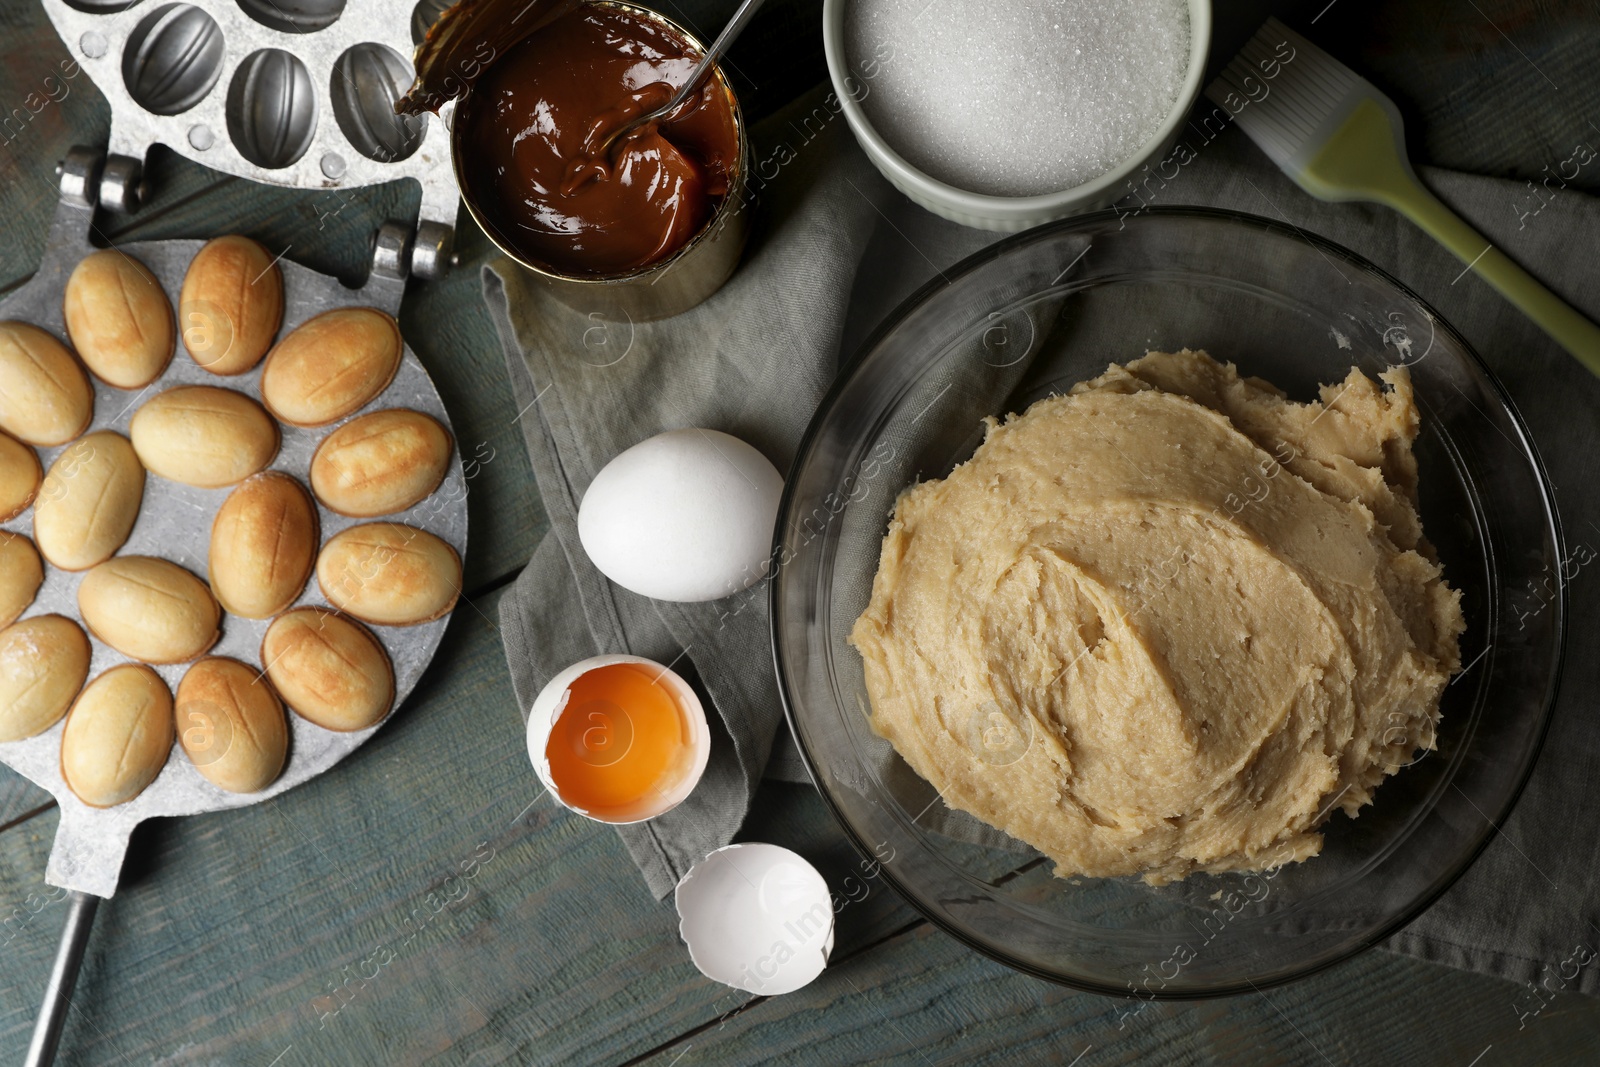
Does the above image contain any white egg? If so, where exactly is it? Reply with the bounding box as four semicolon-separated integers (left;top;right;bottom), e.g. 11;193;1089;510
675;843;834;994
578;429;784;603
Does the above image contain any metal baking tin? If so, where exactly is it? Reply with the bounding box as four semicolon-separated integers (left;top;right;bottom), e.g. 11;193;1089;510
41;0;459;239
0;188;468;899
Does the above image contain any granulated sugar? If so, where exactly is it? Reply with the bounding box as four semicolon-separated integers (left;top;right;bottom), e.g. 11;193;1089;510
847;0;1190;196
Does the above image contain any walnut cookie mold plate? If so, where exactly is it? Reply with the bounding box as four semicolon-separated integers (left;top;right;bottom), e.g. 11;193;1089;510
40;0;461;277
0;162;467;899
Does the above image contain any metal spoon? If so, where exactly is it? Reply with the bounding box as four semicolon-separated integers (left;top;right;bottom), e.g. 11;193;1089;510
589;0;767;157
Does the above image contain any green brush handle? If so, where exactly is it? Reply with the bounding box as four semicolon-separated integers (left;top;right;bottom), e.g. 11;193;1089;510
1388;181;1600;377
1300;98;1600;377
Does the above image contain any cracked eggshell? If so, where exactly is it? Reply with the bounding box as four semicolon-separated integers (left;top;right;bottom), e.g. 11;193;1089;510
676;843;834;995
577;429;784;603
525;654;710;824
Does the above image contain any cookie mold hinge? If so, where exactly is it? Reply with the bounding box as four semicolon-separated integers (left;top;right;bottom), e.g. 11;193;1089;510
371;215;457;282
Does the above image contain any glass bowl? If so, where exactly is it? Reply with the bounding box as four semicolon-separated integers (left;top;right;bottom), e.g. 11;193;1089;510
769;207;1564;996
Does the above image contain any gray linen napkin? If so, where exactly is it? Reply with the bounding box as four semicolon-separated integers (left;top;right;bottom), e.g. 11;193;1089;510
486;84;1600;995
489;87;919;898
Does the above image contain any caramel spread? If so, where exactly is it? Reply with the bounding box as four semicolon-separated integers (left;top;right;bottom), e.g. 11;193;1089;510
850;350;1465;884
456;4;739;277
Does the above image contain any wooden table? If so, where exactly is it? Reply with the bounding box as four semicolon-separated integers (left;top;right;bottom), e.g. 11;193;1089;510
2;1;1598;1063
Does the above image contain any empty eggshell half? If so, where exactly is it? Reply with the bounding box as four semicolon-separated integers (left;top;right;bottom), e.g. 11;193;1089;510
675;843;834;995
578;429;784;603
525;654;711;824
63;248;175;389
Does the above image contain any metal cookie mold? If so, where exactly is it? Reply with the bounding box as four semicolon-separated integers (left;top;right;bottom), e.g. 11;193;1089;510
0;147;469;901
43;0;460;277
5;148;471;1066
227;47;318;168
331;41;426;163
122;5;226;116
236;0;349;34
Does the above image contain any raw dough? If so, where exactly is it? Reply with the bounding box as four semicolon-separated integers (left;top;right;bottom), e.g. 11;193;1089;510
849;350;1464;883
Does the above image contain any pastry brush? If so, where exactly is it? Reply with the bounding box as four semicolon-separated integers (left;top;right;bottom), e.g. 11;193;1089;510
1207;18;1600;377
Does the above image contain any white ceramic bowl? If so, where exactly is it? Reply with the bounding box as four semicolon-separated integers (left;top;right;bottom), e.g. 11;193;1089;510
822;0;1213;231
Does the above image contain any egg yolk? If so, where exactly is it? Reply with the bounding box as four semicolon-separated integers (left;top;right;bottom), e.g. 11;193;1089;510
545;663;696;819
